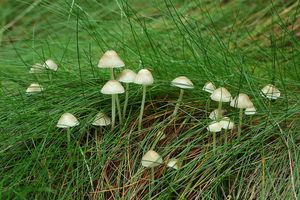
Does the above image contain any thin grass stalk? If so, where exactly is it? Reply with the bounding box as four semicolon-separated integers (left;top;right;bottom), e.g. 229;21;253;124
238;108;243;137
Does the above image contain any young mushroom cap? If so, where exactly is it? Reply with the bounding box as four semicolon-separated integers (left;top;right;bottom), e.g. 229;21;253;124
261;84;280;100
98;50;125;68
57;113;79;128
156;131;166;141
219;117;235;130
230;93;254;108
245;107;256;115
134;69;154;85
118;69;137;83
26;83;43;93
141;150;163;168
43;59;58;71
101;80;125;95
207;121;222;132
210;87;232;102
171;76;194;89
29;63;44;73
209;109;226;120
167;158;179;170
92;112;111;126
203;82;216;93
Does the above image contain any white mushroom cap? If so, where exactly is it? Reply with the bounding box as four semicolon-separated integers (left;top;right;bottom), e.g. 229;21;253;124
92;112;111;126
141;150;163;168
43;59;58;71
118;69;137;83
98;50;125;68
230;93;254;109
261;84;280;100
26;83;43;93
134;69;154;85
167;158;179;170
209;109;226;120
210;87;232;102
29;63;44;74
207;121;222;132
245;107;256;115
57;113;79;128
101;80;125;95
203;82;216;93
219;117;235;130
171;76;194;89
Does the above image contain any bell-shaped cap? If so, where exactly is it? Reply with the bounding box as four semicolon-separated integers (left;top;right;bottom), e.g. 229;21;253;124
57;113;79;128
118;69;136;83
101;80;125;95
203;82;216;93
230;93;253;108
141;150;163;168
26;83;43;93
210;87;232;102
171;76;194;89
43;59;58;71
261;84;280;100
209;109;226;120
245;107;256;115
207;121;222;132
29;63;44;74
167;158;179;170
219;117;235;130
92;112;111;126
134;69;154;85
156;131;166;141
98;50;125;68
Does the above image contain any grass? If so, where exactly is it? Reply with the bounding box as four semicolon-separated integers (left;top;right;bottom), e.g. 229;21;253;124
0;0;299;199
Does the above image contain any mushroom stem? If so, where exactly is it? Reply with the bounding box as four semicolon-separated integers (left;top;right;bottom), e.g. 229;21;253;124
213;132;216;154
111;94;116;130
138;85;147;131
238;108;243;137
123;83;129;119
224;129;228;144
217;101;222;121
67;128;71;151
172;89;184;117
116;94;123;124
110;68;115;79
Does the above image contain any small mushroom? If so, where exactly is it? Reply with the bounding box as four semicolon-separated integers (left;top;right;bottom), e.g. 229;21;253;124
141;150;163;168
101;80;125;130
57;113;79;128
43;59;58;71
134;69;154;131
171;76;194;117
98;50;125;79
92;112;111;126
245;107;256;115
26;83;43;94
207;121;222;152
29;63;44;74
210;87;232;121
167;158;179;170
203;82;216;93
261;84;280;100
209;109;226;120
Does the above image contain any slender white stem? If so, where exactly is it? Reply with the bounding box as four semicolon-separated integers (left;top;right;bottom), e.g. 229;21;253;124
217;101;222;121
123;83;129;119
213;132;216;154
172;89;184;117
116;94;123;124
138;85;147;131
111;94;116;130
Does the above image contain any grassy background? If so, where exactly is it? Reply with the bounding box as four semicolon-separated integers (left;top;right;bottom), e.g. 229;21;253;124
0;0;299;199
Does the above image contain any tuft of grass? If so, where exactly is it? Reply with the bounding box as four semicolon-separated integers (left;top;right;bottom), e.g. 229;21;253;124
0;0;299;199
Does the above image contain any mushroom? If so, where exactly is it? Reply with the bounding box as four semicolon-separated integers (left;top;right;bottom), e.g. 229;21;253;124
92;112;111;126
26;83;43;94
167;158;179;170
43;59;58;71
134;69;154;131
219;117;235;144
141;150;163;168
171;76;194;117
245;107;256;115
203;82;216;93
118;69;137;118
261;84;280;100
101;80;125;130
29;63;44;74
230;93;253;137
207;121;222;152
210;87;232;121
209;109;226;120
98;50;125;79
57;112;79;148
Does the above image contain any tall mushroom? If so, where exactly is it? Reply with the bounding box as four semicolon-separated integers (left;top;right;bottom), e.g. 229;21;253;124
101;80;125;130
134;69;154;131
171;76;194;117
57;113;79;149
230;93;253;137
207;121;222;153
210;87;232;121
118;69;137;118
